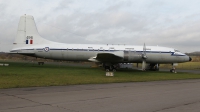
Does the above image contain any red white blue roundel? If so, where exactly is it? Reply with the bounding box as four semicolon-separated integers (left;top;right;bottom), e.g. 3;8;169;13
44;47;50;52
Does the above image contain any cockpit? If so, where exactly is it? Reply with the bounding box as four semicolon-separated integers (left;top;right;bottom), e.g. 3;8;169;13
173;49;192;61
174;49;180;52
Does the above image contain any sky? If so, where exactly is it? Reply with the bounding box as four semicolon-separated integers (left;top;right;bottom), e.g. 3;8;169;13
1;0;200;53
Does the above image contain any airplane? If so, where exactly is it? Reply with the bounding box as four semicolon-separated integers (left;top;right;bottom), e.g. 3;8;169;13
10;15;192;73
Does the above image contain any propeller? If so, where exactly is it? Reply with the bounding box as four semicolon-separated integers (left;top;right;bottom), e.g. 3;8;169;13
142;43;147;71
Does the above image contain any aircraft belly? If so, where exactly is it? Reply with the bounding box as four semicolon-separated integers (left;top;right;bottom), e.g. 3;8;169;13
66;51;94;61
50;51;63;59
35;50;69;60
35;51;51;59
62;51;77;61
146;53;160;63
85;51;97;60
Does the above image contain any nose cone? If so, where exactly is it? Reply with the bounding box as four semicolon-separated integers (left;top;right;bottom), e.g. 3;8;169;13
189;57;192;61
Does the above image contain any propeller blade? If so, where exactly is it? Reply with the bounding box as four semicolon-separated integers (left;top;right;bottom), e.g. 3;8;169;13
143;43;146;56
142;43;147;59
142;43;147;71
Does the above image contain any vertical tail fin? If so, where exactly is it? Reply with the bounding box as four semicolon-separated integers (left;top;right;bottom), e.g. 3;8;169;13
13;15;52;49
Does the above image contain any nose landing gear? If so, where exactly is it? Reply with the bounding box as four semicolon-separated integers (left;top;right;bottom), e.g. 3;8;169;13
170;63;177;73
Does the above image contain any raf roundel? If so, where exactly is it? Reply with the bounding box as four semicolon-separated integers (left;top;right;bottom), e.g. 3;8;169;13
44;47;50;52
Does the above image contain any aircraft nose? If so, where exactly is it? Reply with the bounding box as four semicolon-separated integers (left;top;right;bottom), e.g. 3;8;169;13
189;57;192;61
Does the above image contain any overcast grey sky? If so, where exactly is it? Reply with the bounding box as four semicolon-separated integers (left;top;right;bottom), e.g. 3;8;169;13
1;0;200;52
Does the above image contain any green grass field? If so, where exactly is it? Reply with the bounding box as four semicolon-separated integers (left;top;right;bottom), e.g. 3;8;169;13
0;61;200;89
160;62;200;69
135;62;200;70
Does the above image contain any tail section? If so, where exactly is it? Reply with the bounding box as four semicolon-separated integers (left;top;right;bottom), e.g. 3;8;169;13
13;15;52;49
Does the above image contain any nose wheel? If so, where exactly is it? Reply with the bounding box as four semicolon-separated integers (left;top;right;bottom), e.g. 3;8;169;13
170;65;177;73
170;69;176;73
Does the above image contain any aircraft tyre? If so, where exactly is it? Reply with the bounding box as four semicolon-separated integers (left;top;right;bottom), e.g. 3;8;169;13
105;69;110;72
170;69;176;73
104;66;116;72
112;69;116;72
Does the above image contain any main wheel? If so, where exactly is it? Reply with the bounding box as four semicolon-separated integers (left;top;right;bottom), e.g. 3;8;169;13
170;69;175;73
105;69;110;72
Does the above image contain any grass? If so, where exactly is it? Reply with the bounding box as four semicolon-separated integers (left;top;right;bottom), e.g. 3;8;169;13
134;62;200;70
160;62;200;69
0;61;200;89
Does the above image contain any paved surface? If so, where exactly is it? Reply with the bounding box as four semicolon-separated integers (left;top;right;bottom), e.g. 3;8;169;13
1;79;200;112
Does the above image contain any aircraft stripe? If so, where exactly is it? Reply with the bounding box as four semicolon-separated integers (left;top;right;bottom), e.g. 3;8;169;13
10;48;186;56
12;48;171;52
36;49;43;50
11;48;185;55
11;48;177;54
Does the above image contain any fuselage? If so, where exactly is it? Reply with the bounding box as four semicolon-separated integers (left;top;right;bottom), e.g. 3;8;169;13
11;42;191;64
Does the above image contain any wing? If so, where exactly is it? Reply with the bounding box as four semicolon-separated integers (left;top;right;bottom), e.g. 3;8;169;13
88;51;124;62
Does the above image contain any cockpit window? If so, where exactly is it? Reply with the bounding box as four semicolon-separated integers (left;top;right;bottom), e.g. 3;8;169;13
174;49;180;52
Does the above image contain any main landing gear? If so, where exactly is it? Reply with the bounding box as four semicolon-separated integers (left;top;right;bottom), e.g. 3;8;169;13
103;64;117;76
103;63;118;72
104;65;117;72
148;64;159;71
